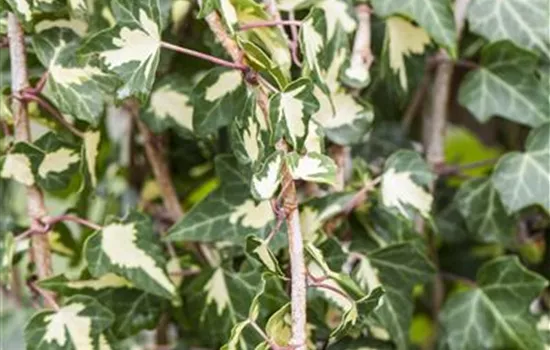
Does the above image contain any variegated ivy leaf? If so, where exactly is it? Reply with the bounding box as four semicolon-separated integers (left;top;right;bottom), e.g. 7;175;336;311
221;274;282;349
39;273;164;338
492;123;550;214
5;0;32;25
300;192;355;241
386;16;431;91
371;0;456;55
33;28;115;126
303;120;324;154
269;78;319;150
312;49;374;145
381;150;434;219
459;41;550;127
141;75;194;135
467;0;550;59
24;295;114;350
245;236;284;277
240;39;289;89
455;178;515;244
251;151;283;200
306;244;385;337
0;232;15;286
286;152;336;185
315;0;356;41
265;303;292;347
33;0;66;13
351;243;435;350
167;155;282;246
192;67;248;136
184;268;262;344
300;10;326;86
84;211;178;301
235;0;292;79
79;0;163;101
440;256;548;350
1;133;81;192
230;94;270;166
0;151;35;186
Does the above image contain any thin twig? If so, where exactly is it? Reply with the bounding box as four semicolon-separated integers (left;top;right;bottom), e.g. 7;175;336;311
239;20;301;31
402;59;436;133
160;41;247;71
28;280;60;310
288;11;302;67
309;281;352;302
42;214;102;231
20;93;83;138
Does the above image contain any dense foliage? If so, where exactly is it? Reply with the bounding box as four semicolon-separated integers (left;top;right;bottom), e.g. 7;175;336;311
0;0;549;349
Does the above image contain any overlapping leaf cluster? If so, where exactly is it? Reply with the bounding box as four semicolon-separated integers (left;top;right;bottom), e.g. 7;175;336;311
0;0;549;349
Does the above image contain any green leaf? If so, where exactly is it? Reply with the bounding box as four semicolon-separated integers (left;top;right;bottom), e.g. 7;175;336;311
167;156;278;245
492;123;550;214
0;232;15;286
286;151;336;185
352;243;435;350
381;150;434;219
230;93;270;166
269;78;319;150
24;295;114;350
265;303;292;347
458;41;550;127
251;151;283;200
192;67;247;136
39;273;164;338
455;178;515;244
440;256;548;350
222;320;250;350
79;0;163;101
371;0;456;54
141;75;194;135
84;211;178;301
467;0;550;59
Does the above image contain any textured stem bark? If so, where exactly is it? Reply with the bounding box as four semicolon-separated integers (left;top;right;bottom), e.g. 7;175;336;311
423;0;471;341
7;13;53;284
202;9;307;349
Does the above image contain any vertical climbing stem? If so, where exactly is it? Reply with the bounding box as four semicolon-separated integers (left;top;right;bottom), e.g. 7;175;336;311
7;13;53;285
202;8;307;348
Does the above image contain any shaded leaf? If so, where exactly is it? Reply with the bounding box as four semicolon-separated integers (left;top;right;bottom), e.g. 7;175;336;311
286;151;336;185
455;178;515;244
440;256;548;350
458;41;550;127
467;0;550;58
492;123;550;213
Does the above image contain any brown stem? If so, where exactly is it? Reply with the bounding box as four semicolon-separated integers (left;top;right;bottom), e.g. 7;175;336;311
20;93;83;138
287;11;302;67
309;281;351;302
28;280;59;310
42;214;102;231
440;272;477;288
7;13;54;296
437;157;499;176
249;319;285;350
349;4;374;77
402;60;436;133
423;0;471;344
239;20;301;31
160;41;247;71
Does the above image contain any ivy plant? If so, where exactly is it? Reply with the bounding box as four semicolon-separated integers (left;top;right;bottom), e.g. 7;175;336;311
0;0;549;349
